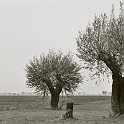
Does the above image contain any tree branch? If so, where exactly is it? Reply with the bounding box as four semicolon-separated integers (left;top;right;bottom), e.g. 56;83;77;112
98;51;121;76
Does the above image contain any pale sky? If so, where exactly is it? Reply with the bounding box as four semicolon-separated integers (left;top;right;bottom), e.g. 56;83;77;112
0;0;123;94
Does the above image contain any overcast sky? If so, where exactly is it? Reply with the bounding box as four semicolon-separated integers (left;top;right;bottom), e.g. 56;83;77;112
0;0;123;94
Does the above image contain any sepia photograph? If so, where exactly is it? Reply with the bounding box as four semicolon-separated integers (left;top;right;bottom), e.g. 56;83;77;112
0;0;124;123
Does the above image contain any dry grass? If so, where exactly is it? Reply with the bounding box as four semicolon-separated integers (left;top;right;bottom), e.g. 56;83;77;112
0;96;124;124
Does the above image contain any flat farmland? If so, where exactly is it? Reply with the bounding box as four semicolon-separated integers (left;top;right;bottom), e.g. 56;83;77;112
0;95;124;124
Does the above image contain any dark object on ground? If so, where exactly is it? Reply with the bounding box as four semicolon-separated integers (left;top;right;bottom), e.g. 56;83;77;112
61;102;73;119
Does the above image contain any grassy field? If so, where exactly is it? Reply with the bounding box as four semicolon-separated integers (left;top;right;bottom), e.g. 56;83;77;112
0;95;124;124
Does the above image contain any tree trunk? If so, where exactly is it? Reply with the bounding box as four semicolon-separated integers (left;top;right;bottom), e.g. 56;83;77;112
99;52;124;117
111;73;124;117
50;93;60;109
98;51;124;117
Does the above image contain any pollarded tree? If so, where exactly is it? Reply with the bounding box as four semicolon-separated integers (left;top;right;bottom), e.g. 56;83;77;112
76;3;124;117
25;50;82;109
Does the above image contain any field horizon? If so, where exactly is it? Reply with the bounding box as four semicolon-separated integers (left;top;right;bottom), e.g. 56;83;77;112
0;95;124;124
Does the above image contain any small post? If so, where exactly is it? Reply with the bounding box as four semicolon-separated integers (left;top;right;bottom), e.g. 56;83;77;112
67;102;73;112
66;102;73;118
61;102;73;119
61;102;74;119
